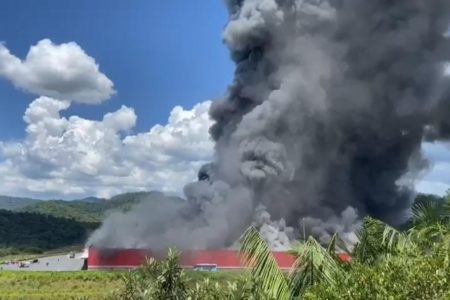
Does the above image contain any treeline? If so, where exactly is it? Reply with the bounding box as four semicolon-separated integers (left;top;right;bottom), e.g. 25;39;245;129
0;209;87;256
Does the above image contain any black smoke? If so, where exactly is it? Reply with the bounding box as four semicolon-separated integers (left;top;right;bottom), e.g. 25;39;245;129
88;0;450;250
211;0;450;228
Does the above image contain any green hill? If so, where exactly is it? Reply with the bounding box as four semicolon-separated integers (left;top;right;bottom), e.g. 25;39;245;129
0;191;184;257
0;209;87;256
0;195;39;210
19;200;104;226
18;191;185;225
106;191;183;209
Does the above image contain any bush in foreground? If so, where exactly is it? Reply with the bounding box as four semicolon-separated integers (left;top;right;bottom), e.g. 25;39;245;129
113;249;272;300
304;255;450;299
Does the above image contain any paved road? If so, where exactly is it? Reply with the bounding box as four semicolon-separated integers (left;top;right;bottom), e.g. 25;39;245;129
0;252;85;271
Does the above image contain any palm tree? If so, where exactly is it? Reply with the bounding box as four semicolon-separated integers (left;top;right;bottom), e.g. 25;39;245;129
239;227;291;300
116;248;189;300
412;198;447;228
239;196;450;299
239;227;343;300
356;196;450;265
352;217;390;264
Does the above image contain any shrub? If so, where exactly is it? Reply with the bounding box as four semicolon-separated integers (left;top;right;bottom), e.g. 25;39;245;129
304;253;450;299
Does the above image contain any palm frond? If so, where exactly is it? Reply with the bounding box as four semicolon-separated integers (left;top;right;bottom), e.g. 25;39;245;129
440;232;450;268
382;224;417;256
443;196;450;223
327;233;353;258
411;200;443;228
326;233;337;254
239;226;291;300
353;217;386;264
415;222;450;245
288;236;342;297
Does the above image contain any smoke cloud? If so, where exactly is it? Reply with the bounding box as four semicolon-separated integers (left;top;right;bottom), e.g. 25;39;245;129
88;0;450;251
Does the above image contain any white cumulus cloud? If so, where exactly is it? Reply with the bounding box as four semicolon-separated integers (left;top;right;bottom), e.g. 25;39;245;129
0;98;213;199
0;39;115;103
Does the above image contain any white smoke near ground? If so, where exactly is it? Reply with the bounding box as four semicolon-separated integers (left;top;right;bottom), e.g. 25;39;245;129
88;0;450;251
253;204;294;250
301;206;360;246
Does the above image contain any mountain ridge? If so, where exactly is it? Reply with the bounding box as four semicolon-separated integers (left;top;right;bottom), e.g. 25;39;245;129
3;191;184;224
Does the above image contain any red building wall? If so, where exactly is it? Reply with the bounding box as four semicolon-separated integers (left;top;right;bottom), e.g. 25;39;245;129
87;248;351;270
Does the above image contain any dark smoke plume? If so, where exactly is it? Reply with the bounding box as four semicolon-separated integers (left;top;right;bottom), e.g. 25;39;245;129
88;0;450;251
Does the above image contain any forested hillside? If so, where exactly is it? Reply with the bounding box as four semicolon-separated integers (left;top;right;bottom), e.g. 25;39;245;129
0;196;38;210
0;209;87;256
19;200;104;226
17;191;184;224
0;192;185;256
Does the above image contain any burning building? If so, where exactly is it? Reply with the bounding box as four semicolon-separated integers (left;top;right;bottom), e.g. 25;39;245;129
86;247;351;270
87;0;450;253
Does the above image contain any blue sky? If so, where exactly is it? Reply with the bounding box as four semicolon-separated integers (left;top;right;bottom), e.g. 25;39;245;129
0;1;448;199
0;0;233;140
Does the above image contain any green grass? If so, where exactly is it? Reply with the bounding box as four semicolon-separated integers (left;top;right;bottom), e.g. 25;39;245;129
0;271;124;299
186;269;246;283
0;270;245;299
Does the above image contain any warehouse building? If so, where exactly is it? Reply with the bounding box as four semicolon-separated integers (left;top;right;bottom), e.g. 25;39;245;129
87;247;351;270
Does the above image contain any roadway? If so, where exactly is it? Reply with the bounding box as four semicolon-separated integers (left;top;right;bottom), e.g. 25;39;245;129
0;252;85;271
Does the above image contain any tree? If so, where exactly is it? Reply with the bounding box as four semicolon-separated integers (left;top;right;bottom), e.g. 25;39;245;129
305;197;450;299
115;249;188;300
114;248;273;300
239;227;342;299
239;196;450;299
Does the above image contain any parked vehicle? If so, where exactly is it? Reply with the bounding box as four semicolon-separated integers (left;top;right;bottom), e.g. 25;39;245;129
193;263;218;272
